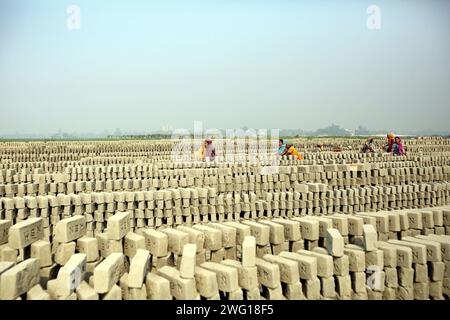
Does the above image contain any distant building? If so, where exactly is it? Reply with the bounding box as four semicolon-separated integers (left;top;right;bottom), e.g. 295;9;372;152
344;129;355;136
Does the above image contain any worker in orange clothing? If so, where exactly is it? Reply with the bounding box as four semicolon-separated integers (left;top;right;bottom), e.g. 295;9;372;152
278;139;303;160
384;132;395;153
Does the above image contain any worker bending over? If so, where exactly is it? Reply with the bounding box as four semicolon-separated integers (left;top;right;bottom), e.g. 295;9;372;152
385;132;395;153
197;138;216;161
361;137;375;153
278;139;303;160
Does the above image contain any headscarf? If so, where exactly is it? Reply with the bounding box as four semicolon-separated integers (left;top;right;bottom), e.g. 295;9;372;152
393;136;404;155
385;133;395;152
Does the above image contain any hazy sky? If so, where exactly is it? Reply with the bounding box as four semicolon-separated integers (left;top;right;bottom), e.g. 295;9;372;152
0;0;449;135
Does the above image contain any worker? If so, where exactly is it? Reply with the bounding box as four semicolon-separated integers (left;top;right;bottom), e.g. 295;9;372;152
361;137;375;153
196;140;206;160
278;139;303;160
198;138;216;161
392;136;405;156
385;132;395;152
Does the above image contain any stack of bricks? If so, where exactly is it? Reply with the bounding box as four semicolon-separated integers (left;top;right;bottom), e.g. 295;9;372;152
1;194;450;237
1;205;450;300
1;155;449;200
278;250;319;299
2;181;449;231
1;136;450;300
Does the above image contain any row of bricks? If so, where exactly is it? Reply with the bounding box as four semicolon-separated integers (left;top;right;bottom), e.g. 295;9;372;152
1;211;449;299
1;171;449;197
2;163;448;186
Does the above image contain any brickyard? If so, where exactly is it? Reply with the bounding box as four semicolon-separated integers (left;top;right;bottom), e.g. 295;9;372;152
0;136;449;300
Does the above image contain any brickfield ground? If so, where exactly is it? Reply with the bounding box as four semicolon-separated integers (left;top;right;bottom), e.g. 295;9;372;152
0;136;449;300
